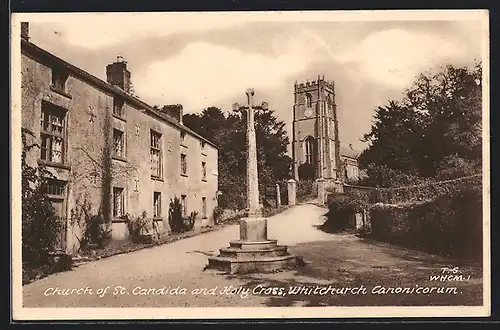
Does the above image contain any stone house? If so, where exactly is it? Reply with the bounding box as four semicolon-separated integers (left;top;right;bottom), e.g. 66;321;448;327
19;23;219;253
340;144;361;182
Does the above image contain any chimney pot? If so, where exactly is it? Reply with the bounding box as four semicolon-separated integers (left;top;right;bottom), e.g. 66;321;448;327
117;56;124;63
158;104;184;124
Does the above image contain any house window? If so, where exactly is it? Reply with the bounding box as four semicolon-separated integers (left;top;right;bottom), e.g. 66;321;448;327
150;130;162;178
51;66;69;93
180;131;186;144
181;195;187;217
153;192;161;218
201;161;207;181
113;187;124;218
40;102;66;164
43;178;66;196
113;97;125;118
113;128;124;158
200;141;206;153
43;179;67;249
202;197;207;219
181;154;187;176
305;93;312;108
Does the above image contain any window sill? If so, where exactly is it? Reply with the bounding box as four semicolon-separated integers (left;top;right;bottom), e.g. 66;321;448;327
201;152;207;156
153;218;163;222
113;113;126;121
202;179;207;182
181;144;188;148
151;176;163;182
50;85;72;99
46;194;65;200
112;218;127;223
38;159;71;171
112;155;127;162
202;217;208;220
180;173;188;178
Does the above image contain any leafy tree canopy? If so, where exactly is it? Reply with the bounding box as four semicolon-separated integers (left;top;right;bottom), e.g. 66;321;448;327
179;106;292;209
359;63;482;186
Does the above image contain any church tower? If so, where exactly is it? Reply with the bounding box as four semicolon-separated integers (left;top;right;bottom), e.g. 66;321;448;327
292;75;341;181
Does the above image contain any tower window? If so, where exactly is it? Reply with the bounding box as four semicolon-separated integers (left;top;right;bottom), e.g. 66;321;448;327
304;136;315;165
305;93;313;108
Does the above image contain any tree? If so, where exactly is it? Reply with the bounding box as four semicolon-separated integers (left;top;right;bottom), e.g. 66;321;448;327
359;63;482;185
404;63;482;176
359;101;425;176
181;106;292;209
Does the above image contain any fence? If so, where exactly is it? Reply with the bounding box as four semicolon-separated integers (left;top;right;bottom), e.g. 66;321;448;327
342;174;482;205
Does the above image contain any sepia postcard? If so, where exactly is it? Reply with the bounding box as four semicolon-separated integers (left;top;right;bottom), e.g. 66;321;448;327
11;10;490;320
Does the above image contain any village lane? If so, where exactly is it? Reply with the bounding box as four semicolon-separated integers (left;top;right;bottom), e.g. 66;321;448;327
22;202;483;308
22;202;332;307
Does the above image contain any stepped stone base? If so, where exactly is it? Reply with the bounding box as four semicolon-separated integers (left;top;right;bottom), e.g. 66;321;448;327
207;217;300;274
207;239;299;274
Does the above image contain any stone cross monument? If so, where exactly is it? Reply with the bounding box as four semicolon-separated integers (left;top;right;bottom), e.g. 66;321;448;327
206;89;298;274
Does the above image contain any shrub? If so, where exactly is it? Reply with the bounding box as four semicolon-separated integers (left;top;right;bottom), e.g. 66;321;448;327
168;197;184;233
22;178;64;268
70;197;112;251
125;211;149;243
323;193;370;232
168;197;197;233
212;205;223;224
21;130;64;268
435;154;481;180
184;211;198;231
369;186;482;261
297;180;314;201
358;164;421;188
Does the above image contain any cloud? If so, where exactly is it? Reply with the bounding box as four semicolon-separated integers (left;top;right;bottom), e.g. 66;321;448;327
334;29;469;89
29;13;249;50
134;38;315;111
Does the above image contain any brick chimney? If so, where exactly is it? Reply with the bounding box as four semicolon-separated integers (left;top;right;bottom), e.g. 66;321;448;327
158;104;184;124
21;22;29;41
106;56;131;93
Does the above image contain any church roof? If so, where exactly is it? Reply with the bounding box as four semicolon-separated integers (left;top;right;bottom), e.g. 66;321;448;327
340;145;360;159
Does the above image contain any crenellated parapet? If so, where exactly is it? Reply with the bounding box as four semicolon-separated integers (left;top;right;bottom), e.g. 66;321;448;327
294;76;335;92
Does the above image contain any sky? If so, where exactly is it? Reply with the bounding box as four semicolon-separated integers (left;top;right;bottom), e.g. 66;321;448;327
20;11;486;152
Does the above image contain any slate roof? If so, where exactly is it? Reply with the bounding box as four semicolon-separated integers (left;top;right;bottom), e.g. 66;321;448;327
340;145;361;159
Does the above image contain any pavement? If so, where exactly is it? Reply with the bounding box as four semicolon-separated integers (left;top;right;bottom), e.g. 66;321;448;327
22;202;483;308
